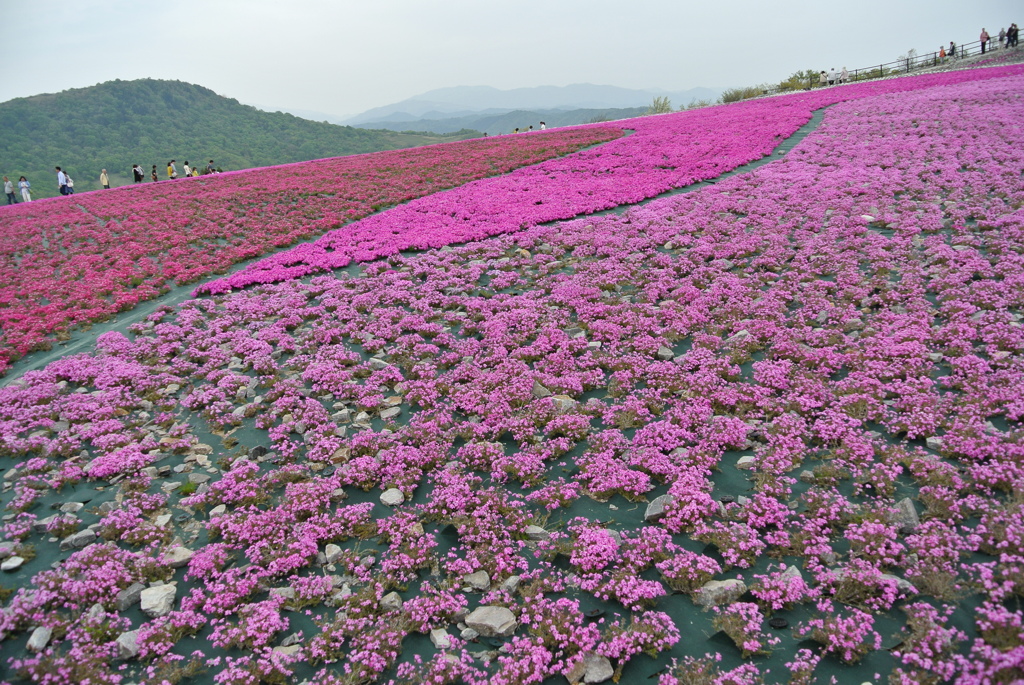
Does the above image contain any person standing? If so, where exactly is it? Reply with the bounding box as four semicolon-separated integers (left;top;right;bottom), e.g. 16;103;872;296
999;27;1007;49
949;41;957;58
56;167;69;195
132;164;142;183
1011;24;1019;48
206;160;216;174
828;68;838;85
818;71;827;87
64;171;75;195
539;121;546;130
151;165;158;182
981;28;990;54
183;161;191;177
18;177;31;202
100;169;110;189
840;66;849;83
3;177;16;205
939;45;946;61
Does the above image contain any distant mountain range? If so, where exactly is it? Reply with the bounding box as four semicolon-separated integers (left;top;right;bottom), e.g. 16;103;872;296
0;79;478;198
343;83;724;133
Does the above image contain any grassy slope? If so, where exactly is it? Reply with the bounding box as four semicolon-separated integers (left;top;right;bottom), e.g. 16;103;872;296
0;79;481;197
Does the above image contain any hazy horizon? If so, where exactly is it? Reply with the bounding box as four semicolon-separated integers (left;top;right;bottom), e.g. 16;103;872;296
0;0;1016;119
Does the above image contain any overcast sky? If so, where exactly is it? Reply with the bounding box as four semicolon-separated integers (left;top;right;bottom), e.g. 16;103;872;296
0;0;1016;118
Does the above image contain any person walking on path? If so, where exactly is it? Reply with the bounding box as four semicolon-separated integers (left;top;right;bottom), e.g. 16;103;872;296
151;165;158;182
56;167;69;195
999;28;1007;48
1011;24;1019;48
183;161;191;177
64;171;74;195
949;41;957;58
132;164;143;183
167;161;177;180
3;177;17;205
206;160;216;174
818;71;827;87
100;169;110;189
18;177;31;202
981;28;990;54
840;66;849;83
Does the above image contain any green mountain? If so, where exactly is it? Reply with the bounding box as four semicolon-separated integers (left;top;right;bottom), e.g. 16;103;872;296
0;79;482;198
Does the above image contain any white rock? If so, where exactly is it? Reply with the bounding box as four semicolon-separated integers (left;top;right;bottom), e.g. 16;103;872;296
380;488;405;506
140;584;177;618
463;570;490;592
324;543;342;564
694;579;746;608
116;630;140;659
163;547;193;569
430;628;452;649
1;556;24;572
380;591;403;611
736;456;756;470
26;626;52;652
465;606;517;637
209;504;227;518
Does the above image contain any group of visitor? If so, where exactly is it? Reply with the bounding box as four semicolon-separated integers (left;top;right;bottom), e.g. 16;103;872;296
3;176;31;204
512;122;547;135
132;159;219;184
1;156;226;204
817;68;850;87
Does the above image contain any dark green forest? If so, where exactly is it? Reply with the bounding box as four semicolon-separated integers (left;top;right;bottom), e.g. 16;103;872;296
0;79;481;198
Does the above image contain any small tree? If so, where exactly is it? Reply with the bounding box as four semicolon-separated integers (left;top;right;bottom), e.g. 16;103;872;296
682;98;714;110
778;69;818;92
646;96;673;115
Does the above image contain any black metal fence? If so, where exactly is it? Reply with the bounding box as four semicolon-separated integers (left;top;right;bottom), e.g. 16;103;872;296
760;34;1017;97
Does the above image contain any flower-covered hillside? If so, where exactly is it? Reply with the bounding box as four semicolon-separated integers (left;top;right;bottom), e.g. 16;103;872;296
204;63;1024;295
0;127;620;374
0;74;1023;683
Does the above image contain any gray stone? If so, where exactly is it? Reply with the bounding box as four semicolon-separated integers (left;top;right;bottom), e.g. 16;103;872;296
725;329;750;345
894;498;920;534
380;406;402;421
694;579;746;608
188;473;210;485
799;470;816;484
368;358;391;371
463;570;490;592
524;525;550;541
465;606;517;637
0;556;23;573
380;488;405;507
116;582;145;611
550;395;577;413
925;436;943;452
164;547;193;569
430;628;452;649
500;575;522;594
380;591;403;611
736;456;756;470
0;541;15;559
116;630;140;659
644;494;675;523
209;504;227;519
140;584;177;618
655;346;675;361
33;514;57;534
59;529;96;551
273;644;301;657
461;627;480;641
281;632;302;647
26;626;52;652
582;652;615;684
270;587;296;600
324;544;342;565
59;502;84;514
531;381;552;399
